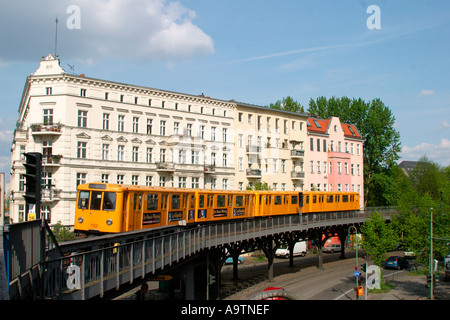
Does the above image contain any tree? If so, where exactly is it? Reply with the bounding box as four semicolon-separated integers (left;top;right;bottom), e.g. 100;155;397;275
392;157;450;266
267;96;304;113
308;96;401;206
360;211;397;283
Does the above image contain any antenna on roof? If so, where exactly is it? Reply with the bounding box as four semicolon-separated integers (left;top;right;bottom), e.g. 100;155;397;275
54;16;59;58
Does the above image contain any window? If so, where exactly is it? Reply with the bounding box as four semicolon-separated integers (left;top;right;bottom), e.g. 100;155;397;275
77;141;87;158
103;113;110;130
147;194;158;210
132;175;139;185
174;122;179;135
310;138;314;151
178;177;186;188
222;128;227;142
46;87;52;95
146;148;153;163
117;145;124;161
147;119;153;134
118;115;125;131
43;109;53;125
102;144;109;160
192;177;200;189
76;172;87;186
132;146;139;162
187;123;192;136
211;127;216;141
117;174;124;184
101;174;109;183
146;176;153;186
160;120;166;136
80;88;86;97
133;117;139;133
77;110;87;127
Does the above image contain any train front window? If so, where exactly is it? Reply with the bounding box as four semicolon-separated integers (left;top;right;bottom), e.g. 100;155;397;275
90;191;103;210
78;190;90;209
103;192;116;211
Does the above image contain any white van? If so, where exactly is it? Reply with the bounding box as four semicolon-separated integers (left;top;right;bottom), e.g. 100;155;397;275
275;241;307;258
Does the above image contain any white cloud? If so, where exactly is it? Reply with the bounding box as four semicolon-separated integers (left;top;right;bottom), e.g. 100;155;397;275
0;0;214;63
400;138;450;166
417;89;435;97
437;120;450;131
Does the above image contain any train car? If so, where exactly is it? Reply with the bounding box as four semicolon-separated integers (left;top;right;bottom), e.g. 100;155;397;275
253;191;302;217
193;189;254;223
74;182;360;235
75;183;198;234
302;191;359;213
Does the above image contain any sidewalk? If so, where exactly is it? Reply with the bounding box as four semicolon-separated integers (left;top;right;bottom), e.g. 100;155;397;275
368;271;449;300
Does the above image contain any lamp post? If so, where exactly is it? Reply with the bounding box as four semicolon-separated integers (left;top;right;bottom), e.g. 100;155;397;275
348;225;359;299
429;208;433;300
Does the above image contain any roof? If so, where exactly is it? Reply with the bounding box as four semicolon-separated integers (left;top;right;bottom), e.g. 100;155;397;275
307;117;362;139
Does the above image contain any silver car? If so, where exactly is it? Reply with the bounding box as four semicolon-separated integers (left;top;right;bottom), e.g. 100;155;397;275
323;244;341;253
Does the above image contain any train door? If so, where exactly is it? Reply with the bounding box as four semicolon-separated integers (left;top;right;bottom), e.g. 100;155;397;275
125;191;143;231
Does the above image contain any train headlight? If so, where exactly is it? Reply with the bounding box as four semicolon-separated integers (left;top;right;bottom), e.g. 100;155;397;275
78;217;83;223
106;219;113;226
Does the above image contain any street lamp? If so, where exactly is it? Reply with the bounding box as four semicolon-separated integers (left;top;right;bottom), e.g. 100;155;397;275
348;225;360;299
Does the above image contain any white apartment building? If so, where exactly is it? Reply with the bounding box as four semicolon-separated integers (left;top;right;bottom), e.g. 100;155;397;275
9;54;363;225
10;54;235;224
234;102;308;191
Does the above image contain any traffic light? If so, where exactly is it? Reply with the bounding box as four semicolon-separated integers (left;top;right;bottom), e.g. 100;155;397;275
360;263;367;272
23;152;42;218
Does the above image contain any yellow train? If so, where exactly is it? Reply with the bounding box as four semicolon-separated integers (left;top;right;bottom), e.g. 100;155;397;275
74;183;360;234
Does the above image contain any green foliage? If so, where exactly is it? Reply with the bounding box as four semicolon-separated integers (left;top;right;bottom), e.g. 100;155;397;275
361;211;397;268
246;182;271;190
392;157;450;267
267;96;304;113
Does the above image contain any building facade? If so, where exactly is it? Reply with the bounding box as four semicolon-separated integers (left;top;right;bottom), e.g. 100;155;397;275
306;116;364;207
233;102;307;191
9;55;364;225
10;55;235;224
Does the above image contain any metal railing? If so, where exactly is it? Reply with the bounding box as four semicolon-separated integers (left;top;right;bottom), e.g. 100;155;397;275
7;206;397;300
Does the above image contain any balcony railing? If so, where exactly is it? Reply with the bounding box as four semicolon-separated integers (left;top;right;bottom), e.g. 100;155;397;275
290;149;304;157
290;171;305;179
246;169;262;178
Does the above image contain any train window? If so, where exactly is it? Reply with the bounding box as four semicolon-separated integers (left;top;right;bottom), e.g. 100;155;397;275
199;195;205;208
291;196;298;204
327;195;333;203
235;195;243;207
342;195;349;202
147;194;158;210
102;192;116;211
172;194;181;209
133;193;142;210
312;195;317;203
78;190;90;209
217;195;226;207
90;191;103;210
190;195;195;208
306;195;309;204
274;196;282;205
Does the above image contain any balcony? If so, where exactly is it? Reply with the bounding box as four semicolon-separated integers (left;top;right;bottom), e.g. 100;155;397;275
42;154;62;167
246;169;262;178
156;162;175;172
290;149;304;158
290;171;305;180
203;165;215;173
30;123;62;137
246;145;261;154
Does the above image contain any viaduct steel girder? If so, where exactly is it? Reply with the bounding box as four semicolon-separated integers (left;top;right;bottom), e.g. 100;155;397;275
11;207;395;300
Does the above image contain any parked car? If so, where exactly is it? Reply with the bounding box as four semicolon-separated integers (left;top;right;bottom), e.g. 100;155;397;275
323;244;341;253
384;256;409;270
225;256;244;264
275;241;307;258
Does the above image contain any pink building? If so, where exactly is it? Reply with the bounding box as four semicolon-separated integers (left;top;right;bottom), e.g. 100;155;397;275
307;116;364;208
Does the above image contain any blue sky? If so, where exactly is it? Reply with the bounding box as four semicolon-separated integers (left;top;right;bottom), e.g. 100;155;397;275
0;0;449;182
